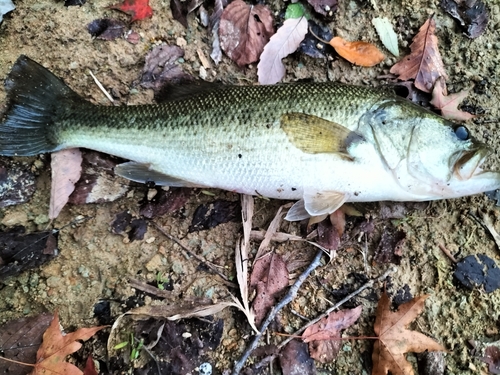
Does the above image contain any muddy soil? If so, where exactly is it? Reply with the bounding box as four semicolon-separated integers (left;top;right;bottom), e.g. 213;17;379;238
1;0;500;374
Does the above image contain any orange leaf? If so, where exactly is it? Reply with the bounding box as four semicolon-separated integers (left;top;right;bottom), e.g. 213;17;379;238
329;36;385;67
109;0;153;22
31;312;106;375
390;16;447;93
372;291;446;375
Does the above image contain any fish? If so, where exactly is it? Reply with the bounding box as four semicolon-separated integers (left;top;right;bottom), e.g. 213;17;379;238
1;55;499;221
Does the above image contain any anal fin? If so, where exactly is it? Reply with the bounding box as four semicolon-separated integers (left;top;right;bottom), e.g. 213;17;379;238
115;162;203;187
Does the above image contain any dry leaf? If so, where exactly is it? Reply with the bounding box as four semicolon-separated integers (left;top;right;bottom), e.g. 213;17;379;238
430;76;475;121
390;16;447;93
280;340;317;374
109;0;153;22
307;0;337;17
32;312;105;375
209;0;226;64
329;36;385;67
219;0;274;67
250;252;289;326
49;148;82;219
372;291;446;375
257;16;308;84
302;305;362;363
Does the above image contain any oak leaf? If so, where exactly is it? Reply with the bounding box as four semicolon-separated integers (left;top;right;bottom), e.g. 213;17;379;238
31;312;106;375
109;0;153;22
372;291;446;375
430;76;475;121
302;305;362;363
390;16;447;93
329;36;385;67
219;0;274;67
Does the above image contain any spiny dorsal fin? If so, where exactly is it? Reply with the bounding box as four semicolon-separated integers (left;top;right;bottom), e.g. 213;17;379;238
281;113;364;156
155;80;228;103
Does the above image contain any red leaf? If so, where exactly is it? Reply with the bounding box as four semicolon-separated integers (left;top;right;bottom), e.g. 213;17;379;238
32;312;106;375
302;306;362;363
83;355;98;375
109;0;153;22
390;16;447;93
430;76;475;121
219;0;274;66
250;253;289;326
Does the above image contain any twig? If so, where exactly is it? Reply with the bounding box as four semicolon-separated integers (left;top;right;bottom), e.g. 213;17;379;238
437;244;457;264
277;265;397;350
88;69;114;103
480;212;500;251
231;248;324;375
152;222;236;286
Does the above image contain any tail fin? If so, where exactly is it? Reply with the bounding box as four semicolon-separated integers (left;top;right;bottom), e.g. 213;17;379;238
0;55;85;156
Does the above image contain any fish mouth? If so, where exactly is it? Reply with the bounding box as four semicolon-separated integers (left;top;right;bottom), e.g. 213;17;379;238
453;145;492;181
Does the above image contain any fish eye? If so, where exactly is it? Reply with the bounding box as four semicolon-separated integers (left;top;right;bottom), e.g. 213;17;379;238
454;125;470;141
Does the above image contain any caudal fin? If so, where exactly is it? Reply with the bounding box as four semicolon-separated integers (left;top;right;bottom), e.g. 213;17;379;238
0;55;85;156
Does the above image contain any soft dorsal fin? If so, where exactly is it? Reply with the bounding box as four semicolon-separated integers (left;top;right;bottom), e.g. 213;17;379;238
155;80;228;103
281;113;364;156
115;162;205;187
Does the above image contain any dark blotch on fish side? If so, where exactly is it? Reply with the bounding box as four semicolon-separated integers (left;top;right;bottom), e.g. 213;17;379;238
454;254;500;293
0;227;58;280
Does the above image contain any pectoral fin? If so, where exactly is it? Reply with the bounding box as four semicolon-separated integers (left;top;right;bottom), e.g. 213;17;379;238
281;113;364;157
115;162;203;187
285;190;347;221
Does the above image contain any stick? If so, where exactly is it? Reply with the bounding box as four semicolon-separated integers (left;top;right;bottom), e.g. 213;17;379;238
88;69;114;103
277;266;398;350
152;222;236;286
231;248;324;375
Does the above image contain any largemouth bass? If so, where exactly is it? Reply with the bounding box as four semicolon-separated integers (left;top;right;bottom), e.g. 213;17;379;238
1;55;499;220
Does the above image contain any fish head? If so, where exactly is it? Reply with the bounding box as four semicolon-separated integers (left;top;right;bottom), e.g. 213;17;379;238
363;98;500;198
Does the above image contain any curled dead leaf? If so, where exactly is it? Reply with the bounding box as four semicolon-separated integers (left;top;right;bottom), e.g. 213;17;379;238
219;0;274;67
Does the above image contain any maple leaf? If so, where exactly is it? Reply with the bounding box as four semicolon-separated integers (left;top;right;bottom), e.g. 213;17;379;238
390;16;447;93
219;0;274;67
109;0;153;22
302;305;362;363
31;312;106;375
372;291;446;375
329;36;385;67
430;76;475;121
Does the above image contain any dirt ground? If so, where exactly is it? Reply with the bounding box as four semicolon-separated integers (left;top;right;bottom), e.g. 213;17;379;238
2;0;500;374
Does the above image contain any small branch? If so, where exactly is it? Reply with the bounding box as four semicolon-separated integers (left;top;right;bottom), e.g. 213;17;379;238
88;69;114;103
152;222;236;286
480;212;500;251
231;248;324;375
277;266;397;350
0;356;35;367
438;243;457;263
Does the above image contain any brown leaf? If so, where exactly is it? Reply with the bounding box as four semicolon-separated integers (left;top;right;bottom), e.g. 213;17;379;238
32;312;106;375
50;148;82;219
250;252;289;326
390;16;447;93
430;76;475;121
83;355;98;375
373;225;406;264
87;18;127;40
0;313;53;375
329;36;385;67
440;0;488;38
219;0;274;67
257;16;308;84
307;0;337;16
280;339;316;375
302;305;362;363
372;291;446;375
